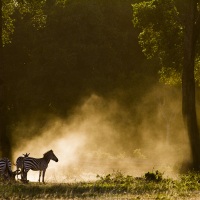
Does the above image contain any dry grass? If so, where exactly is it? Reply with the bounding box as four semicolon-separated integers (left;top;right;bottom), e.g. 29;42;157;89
1;170;200;199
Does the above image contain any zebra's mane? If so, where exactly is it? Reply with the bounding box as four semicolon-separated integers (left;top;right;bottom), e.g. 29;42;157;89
43;150;53;157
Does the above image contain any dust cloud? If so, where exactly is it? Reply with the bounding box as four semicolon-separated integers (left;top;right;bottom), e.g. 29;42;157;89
13;85;191;182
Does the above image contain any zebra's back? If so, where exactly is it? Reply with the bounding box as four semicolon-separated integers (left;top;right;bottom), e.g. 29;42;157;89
16;153;30;170
0;158;12;180
0;158;11;173
23;157;49;172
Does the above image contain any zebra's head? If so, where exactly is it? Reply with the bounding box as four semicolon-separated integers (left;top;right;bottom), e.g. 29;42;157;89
44;150;58;162
4;158;21;181
11;169;21;180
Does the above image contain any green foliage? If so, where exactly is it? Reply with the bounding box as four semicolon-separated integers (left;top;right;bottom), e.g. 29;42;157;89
4;0;151;127
2;0;46;45
56;0;68;7
132;0;183;63
2;0;16;45
2;0;69;45
1;171;200;199
177;172;200;191
195;56;200;86
132;0;184;85
96;171;134;185
145;170;163;182
159;67;182;85
16;0;48;29
132;0;200;86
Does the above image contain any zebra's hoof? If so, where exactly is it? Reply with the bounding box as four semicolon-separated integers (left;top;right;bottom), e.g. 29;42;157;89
20;179;29;184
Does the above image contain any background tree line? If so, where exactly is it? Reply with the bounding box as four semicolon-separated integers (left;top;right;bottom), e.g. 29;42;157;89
1;0;159;158
132;0;200;169
1;0;200;170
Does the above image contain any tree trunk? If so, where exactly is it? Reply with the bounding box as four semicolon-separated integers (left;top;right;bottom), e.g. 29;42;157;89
182;0;200;170
0;0;11;158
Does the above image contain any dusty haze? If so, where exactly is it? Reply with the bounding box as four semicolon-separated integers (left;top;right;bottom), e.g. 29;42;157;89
13;85;191;182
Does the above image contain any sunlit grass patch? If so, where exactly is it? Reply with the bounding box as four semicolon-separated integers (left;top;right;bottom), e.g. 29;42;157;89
0;170;200;199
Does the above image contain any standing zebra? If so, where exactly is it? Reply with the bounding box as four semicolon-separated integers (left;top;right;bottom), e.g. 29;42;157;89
22;150;58;183
0;158;21;181
16;153;30;180
0;158;11;180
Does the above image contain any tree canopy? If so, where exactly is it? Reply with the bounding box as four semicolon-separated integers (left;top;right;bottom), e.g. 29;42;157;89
1;0;161;156
2;0;199;168
132;0;200;170
132;0;200;85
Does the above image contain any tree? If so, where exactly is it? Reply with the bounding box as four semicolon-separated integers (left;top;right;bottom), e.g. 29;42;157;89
0;0;66;158
182;0;200;170
0;0;46;158
132;0;200;170
0;0;11;158
1;0;143;158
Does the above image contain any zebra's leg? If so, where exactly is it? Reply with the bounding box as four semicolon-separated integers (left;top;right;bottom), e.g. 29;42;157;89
21;169;24;180
38;171;41;182
17;166;21;180
42;169;46;183
22;171;27;181
17;167;19;180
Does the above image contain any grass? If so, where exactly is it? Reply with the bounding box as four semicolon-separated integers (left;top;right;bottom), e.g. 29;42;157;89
1;170;200;199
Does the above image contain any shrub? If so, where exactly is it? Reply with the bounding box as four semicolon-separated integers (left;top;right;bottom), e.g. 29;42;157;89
145;170;163;182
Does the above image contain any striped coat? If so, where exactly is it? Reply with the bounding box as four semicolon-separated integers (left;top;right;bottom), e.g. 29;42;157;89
0;158;12;180
16;153;30;180
0;158;20;181
22;150;58;183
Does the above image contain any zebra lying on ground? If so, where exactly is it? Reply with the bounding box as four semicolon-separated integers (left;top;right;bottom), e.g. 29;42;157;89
22;150;58;183
16;153;30;180
0;158;21;181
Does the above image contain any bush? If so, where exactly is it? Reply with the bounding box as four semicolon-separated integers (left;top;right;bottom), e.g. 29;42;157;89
145;170;163;182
